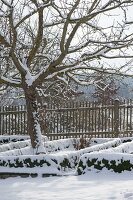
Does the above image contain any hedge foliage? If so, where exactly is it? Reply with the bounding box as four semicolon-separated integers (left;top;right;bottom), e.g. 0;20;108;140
0;154;72;175
77;152;133;175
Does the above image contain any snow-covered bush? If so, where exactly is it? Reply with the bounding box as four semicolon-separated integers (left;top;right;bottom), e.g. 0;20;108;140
0;135;30;144
76;140;133;175
76;152;133;175
0;154;72;175
0;135;48;155
99;140;133;154
0;140;30;154
0;137;77;156
90;137;133;146
65;138;122;166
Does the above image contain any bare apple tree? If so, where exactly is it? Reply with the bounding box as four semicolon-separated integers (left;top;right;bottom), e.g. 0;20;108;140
0;0;133;153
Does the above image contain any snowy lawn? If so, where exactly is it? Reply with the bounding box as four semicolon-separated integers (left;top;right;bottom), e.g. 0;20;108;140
1;171;133;200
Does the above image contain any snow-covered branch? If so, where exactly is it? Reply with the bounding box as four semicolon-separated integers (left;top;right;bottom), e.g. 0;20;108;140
67;72;94;86
0;76;21;87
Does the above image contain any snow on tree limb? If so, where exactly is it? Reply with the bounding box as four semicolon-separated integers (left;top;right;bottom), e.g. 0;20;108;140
0;76;21;87
1;0;12;8
67;72;94;86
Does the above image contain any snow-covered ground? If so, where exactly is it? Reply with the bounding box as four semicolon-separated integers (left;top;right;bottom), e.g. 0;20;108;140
1;136;133;200
1;171;133;200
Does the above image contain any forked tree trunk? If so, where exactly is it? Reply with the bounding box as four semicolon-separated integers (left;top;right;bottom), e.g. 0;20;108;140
23;84;46;154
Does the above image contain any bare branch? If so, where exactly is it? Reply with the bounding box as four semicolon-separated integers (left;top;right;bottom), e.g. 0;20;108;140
15;3;51;29
27;8;44;66
60;0;81;53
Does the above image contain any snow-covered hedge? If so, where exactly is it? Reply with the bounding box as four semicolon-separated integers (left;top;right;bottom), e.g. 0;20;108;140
76;140;133;175
0;154;72;175
0;138;76;156
76;152;133;175
0;136;93;154
0;135;48;145
99;140;133;154
0;140;30;154
65;138;121;166
0;138;122;176
0;138;121;157
0;135;132;146
90;137;133;146
0;135;30;144
0;135;49;155
45;138;76;153
0;135;130;176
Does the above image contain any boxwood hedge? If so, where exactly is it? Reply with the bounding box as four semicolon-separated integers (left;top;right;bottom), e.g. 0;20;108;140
77;152;133;175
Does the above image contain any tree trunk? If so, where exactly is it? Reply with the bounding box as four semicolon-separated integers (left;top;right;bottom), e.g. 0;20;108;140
23;84;46;154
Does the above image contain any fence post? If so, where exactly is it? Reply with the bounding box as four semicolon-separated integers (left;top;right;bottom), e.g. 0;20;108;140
114;99;119;137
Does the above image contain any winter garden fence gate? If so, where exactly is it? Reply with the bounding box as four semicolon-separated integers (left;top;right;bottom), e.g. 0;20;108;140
0;100;133;140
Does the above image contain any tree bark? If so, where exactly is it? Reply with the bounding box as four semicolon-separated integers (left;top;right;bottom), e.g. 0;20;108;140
23;83;46;154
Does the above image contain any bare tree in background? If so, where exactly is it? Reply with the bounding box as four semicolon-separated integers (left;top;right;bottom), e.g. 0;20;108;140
92;72;119;104
0;0;133;153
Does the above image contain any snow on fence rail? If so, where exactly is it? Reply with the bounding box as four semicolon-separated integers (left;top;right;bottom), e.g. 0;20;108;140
0;100;133;139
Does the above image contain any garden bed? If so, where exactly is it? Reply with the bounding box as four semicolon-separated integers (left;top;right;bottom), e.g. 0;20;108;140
0;135;133;177
0;135;123;177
